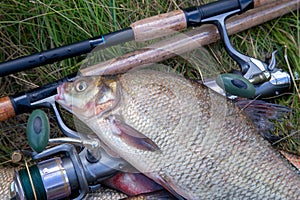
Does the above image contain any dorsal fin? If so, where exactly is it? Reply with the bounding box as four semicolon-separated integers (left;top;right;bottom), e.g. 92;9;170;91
235;100;291;143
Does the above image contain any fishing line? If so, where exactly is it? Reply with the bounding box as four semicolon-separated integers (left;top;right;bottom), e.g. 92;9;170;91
17;159;47;200
54;157;70;197
24;160;37;200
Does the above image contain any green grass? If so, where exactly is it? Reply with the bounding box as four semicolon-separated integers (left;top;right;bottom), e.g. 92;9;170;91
0;0;299;164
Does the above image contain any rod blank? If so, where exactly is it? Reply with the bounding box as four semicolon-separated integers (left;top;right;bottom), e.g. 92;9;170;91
0;0;256;77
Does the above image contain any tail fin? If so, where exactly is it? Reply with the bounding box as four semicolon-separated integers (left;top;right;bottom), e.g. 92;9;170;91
235;100;291;143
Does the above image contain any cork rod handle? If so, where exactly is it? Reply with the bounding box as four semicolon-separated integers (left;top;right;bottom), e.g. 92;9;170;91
130;10;187;42
130;0;270;42
0;96;16;121
80;0;298;76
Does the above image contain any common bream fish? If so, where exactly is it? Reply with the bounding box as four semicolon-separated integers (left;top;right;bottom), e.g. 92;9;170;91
56;69;300;199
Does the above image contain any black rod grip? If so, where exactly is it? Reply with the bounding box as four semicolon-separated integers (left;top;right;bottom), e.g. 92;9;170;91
0;39;99;77
0;28;134;77
102;27;134;47
184;0;254;27
10;73;77;115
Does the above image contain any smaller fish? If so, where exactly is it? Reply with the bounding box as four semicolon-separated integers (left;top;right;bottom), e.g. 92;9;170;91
85;171;170;199
102;172;163;196
0;167;15;200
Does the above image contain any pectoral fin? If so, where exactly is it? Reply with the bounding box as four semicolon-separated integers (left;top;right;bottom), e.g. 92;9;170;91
110;116;160;152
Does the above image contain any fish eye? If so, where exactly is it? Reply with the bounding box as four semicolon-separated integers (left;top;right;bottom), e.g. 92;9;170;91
75;80;88;92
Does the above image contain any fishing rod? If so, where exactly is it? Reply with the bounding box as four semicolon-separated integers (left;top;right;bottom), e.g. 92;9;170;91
80;0;297;99
0;0;298;124
0;0;271;77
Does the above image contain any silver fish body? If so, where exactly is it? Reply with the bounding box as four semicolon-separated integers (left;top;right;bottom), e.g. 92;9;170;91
56;69;300;199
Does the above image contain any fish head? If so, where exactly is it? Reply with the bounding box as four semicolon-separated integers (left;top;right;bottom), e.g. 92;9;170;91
55;75;118;119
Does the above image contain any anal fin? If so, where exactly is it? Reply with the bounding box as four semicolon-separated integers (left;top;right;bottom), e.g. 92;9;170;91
146;172;186;200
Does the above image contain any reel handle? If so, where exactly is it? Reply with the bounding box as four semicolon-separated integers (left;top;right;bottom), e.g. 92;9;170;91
216;69;291;99
26;109;50;153
216;73;256;98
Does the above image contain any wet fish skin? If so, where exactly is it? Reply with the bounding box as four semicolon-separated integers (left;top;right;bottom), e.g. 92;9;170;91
56;69;300;199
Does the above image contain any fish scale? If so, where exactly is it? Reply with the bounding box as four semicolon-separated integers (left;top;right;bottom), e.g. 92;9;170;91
56;69;300;199
118;70;300;199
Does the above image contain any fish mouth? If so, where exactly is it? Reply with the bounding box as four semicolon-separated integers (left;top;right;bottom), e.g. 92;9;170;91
55;83;73;110
55;83;65;101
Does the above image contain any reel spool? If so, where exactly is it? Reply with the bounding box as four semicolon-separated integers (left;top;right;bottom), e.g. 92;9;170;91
13;157;71;200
